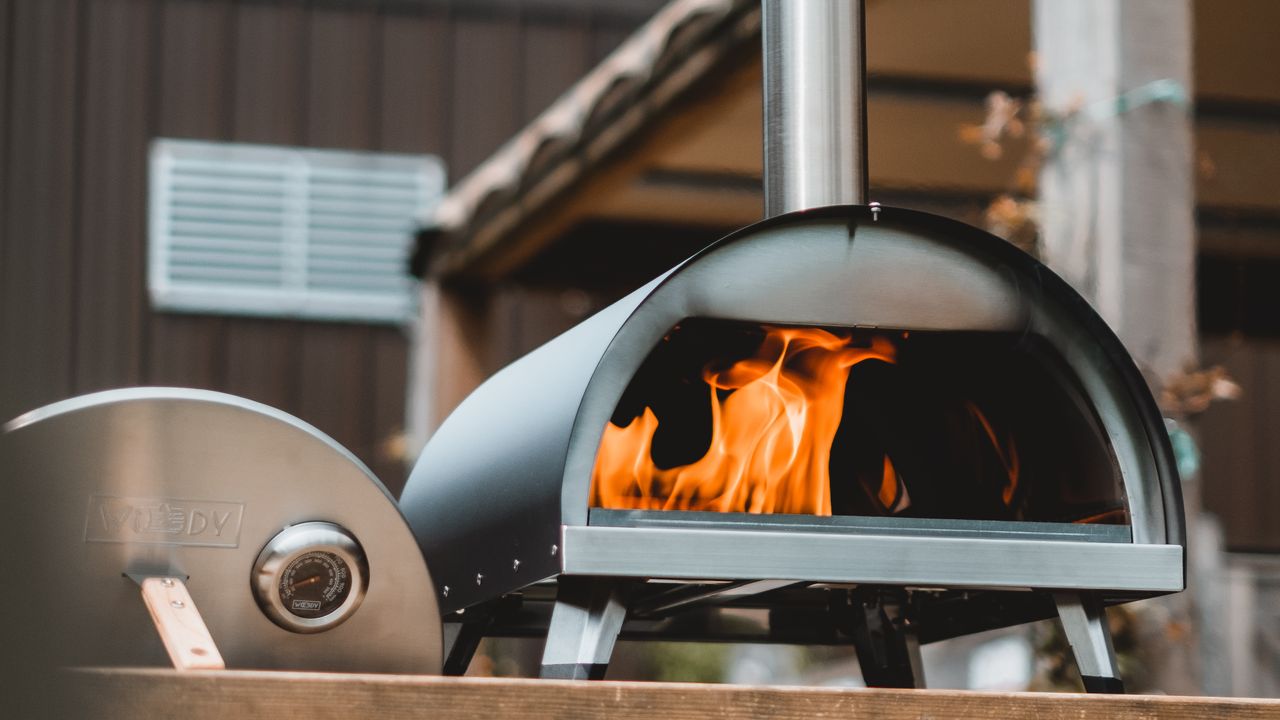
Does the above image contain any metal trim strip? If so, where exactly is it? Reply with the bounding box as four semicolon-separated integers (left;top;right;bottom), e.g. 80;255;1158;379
587;509;1134;543
561;526;1183;593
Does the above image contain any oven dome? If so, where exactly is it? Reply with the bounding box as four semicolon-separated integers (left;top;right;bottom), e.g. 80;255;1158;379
401;205;1183;615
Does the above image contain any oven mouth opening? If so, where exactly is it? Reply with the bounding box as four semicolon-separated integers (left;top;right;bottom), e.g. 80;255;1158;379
589;318;1129;530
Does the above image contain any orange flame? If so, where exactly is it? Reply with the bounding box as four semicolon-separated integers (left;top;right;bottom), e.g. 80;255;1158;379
591;328;896;515
878;455;898;508
967;402;1020;505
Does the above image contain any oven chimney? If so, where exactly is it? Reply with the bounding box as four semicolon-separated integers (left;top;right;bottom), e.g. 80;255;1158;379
762;0;868;217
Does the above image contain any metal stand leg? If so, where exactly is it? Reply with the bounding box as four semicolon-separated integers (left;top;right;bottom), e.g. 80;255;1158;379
540;577;628;680
442;622;487;676
902;618;926;688
1054;593;1124;694
843;590;925;688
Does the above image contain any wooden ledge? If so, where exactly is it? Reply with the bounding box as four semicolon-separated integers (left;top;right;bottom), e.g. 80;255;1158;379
58;668;1280;719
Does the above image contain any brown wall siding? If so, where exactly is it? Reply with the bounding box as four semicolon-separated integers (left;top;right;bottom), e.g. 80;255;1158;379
0;0;648;494
0;0;10;409
1;0;80;422
1201;338;1280;552
77;0;152;395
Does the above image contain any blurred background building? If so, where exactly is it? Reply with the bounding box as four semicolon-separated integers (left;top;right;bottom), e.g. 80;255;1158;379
1;0;1276;696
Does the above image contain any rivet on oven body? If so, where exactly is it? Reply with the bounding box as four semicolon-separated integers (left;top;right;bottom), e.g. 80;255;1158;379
475;573;484;586
869;201;881;221
513;559;521;571
442;585;450;597
550;544;558;557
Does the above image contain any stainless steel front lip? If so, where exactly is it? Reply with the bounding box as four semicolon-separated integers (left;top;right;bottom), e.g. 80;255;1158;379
561;525;1183;593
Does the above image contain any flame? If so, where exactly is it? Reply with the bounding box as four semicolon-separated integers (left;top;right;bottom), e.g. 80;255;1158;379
1073;509;1126;524
591;327;895;515
877;455;898;508
967;402;1020;506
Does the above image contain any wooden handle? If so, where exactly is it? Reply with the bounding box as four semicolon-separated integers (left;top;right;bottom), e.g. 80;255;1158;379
138;577;226;671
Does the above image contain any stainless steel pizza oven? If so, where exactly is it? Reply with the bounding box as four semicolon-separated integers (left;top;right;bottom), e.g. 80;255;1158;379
2;388;442;682
401;204;1184;692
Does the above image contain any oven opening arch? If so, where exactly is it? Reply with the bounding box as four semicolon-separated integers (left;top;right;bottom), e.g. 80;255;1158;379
588;319;1130;538
559;207;1175;549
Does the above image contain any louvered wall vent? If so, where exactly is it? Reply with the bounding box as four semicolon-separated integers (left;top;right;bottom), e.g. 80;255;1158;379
148;139;444;324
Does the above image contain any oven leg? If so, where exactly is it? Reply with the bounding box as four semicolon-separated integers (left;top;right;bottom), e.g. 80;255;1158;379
847;591;925;688
903;620;926;687
540;577;628;680
442;621;486;676
1054;593;1124;693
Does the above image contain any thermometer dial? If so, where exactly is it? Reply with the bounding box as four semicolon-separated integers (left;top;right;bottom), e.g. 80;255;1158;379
253;522;368;633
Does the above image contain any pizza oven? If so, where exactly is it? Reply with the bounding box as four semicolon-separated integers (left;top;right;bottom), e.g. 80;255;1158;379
400;204;1183;692
401;0;1182;693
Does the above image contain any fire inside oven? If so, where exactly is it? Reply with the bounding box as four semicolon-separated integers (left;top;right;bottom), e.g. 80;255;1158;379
591;318;1127;528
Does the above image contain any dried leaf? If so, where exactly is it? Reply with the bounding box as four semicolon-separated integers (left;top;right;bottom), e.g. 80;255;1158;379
959;124;986;144
1197;150;1217;180
1160;365;1243;416
1014;166;1038;194
960;90;1028;161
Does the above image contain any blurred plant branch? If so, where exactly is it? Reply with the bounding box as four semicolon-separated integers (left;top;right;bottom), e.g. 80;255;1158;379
1161;365;1243;418
959;86;1046;258
960;67;1239;418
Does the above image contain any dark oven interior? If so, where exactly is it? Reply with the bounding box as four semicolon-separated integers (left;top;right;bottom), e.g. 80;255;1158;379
591;318;1128;533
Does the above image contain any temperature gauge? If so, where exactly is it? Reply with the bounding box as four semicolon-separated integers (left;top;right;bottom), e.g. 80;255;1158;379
253;522;368;633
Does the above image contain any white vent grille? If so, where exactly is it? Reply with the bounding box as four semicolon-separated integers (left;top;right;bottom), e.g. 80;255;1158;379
148;139;444;324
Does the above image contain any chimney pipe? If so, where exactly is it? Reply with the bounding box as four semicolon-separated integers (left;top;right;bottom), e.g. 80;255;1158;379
762;0;868;217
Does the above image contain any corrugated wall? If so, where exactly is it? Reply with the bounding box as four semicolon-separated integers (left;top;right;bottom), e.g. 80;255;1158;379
0;0;659;493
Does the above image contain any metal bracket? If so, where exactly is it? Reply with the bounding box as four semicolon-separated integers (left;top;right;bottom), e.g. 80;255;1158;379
441;594;526;675
837;589;925;688
1054;593;1124;693
540;578;629;680
443;620;489;676
633;579;799;616
130;575;225;671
